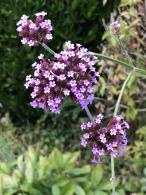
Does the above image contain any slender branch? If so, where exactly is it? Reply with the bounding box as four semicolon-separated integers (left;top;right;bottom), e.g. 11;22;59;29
93;53;133;69
134;67;146;76
92;53;146;76
111;156;116;195
111;70;133;195
85;107;94;122
41;43;56;56
114;71;134;116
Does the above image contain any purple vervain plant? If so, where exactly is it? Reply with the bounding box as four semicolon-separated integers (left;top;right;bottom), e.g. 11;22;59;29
17;13;146;195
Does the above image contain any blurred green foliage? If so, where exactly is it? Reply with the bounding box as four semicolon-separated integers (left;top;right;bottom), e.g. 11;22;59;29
0;147;113;195
0;113;22;162
97;0;146;122
0;145;146;195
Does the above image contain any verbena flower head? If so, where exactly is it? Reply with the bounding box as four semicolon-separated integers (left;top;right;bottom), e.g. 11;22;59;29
111;20;120;35
80;114;129;163
25;41;99;113
16;12;53;46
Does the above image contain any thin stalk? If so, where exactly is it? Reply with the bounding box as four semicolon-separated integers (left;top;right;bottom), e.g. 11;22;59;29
111;70;134;195
93;53;133;69
113;71;133;116
111;156;116;195
41;43;56;56
85;107;94;122
92;53;146;76
134;67;146;76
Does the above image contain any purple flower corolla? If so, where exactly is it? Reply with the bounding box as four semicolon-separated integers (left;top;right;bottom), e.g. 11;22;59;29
17;12;53;46
80;114;129;163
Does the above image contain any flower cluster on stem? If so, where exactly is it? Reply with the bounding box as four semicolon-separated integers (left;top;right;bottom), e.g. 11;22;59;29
25;41;99;113
17;11;53;46
81;114;129;163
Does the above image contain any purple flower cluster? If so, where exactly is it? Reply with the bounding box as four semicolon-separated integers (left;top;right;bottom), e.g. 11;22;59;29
25;41;99;113
16;11;53;46
80;114;129;163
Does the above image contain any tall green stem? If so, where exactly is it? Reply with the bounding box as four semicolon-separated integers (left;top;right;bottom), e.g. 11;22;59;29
111;70;133;195
85;107;94;122
113;71;134;116
111;156;116;195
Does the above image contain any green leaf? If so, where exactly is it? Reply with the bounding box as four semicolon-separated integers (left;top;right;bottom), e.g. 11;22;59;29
31;188;42;195
49;148;63;168
1;174;18;189
120;0;137;7
75;185;86;195
4;189;19;195
63;152;80;164
62;182;75;195
24;147;38;182
99;77;106;96
137;126;146;136
0;163;11;174
98;181;112;190
17;155;24;172
91;165;103;187
52;185;60;195
126;107;137;120
65;165;91;175
94;191;108;195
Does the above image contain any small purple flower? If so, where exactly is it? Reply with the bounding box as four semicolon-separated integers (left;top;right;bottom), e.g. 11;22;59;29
99;134;106;143
83;133;90;139
63;89;70;96
92;147;98;155
87;122;92;128
110;128;117;135
111;20;120;34
58;74;66;81
81;138;88;147
67;71;74;77
80;123;86;130
69;80;77;87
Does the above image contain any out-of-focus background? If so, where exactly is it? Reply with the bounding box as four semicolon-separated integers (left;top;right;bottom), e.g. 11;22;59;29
0;0;146;194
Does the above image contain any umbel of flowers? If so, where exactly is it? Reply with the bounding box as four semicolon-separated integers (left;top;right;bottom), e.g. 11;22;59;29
16;11;53;46
25;41;99;113
80;114;129;163
17;12;129;168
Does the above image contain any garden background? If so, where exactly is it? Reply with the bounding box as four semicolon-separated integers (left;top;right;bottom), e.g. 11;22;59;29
0;0;146;194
